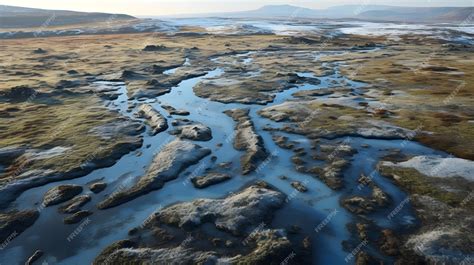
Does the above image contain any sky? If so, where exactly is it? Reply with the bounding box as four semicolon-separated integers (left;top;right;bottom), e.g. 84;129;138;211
1;0;473;16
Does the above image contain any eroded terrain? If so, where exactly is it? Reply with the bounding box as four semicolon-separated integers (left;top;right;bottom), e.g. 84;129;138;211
0;20;473;265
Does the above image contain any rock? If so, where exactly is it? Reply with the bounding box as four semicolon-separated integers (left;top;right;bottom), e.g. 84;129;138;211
379;229;400;256
63;210;92;225
145;64;180;74
259;102;307;122
0;146;26;161
2;86;37;101
288;225;301;234
371;185;390;207
421;65;458;72
272;135;295;149
161;105;190;116
58;195;91;214
191;173;231;189
356;223;369;241
277;72;320;86
121;70;145;80
285;36;319;45
342;196;375;215
94;183;310;264
303;236;311;249
143;45;167;51
171;123;212;141
294;147;306;156
319;159;349;190
320;144;357;158
96;245;220;265
292;88;336;98
291;181;308;192
211;238;223;246
43;185;83;207
25;250;43;265
0;210;39;243
224;109;267;175
89;182;107;193
130;86;171;100
342;182;390;214
355;251;379;265
94;240;137;265
67;70;79;75
358;174;372;186
98;139;211;209
291;155;306;166
227;229;296;264
32;48;47;54
373;108;392;117
135;104;168;135
56;79;85;89
218;162;232;169
154;183;285;235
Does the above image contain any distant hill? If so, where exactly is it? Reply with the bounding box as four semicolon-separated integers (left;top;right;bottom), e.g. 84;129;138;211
0;5;136;28
356;7;474;23
184;4;474;23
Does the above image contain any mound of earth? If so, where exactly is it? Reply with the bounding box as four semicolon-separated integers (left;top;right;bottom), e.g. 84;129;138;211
42;185;83;207
135;104;168;135
169;119;212;141
225;109;268;175
98;139;211;209
0;210;39;243
94;182;311;264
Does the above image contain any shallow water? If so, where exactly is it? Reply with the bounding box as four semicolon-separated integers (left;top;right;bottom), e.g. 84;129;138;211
0;50;453;265
162;18;474;44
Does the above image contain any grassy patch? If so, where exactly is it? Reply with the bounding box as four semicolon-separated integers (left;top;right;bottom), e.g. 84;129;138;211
378;165;474;209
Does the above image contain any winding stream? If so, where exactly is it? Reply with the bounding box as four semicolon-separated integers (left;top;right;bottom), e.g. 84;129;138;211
1;50;447;265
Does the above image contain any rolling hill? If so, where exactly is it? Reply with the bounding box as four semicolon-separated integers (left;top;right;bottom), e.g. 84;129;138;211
186;4;474;23
0;5;136;28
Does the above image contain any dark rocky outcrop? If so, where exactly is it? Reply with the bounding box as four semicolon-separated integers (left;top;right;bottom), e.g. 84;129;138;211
0;210;39;243
143;45;167;52
225;109;268;175
98;139;211;209
63;210;92;225
89;182;107;193
32;48;47;54
170;120;212;141
1;86;37;101
379;229;400;256
25;250;43;265
341;183;390;214
161;104;190;116
191;173;231;189
291;181;308;192
43;185;83;207
315;159;349;190
94;182;310;264
272;135;296;149
135;104;168;135
58;195;91;214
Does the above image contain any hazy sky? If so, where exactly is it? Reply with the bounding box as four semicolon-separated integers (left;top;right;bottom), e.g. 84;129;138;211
1;0;473;16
